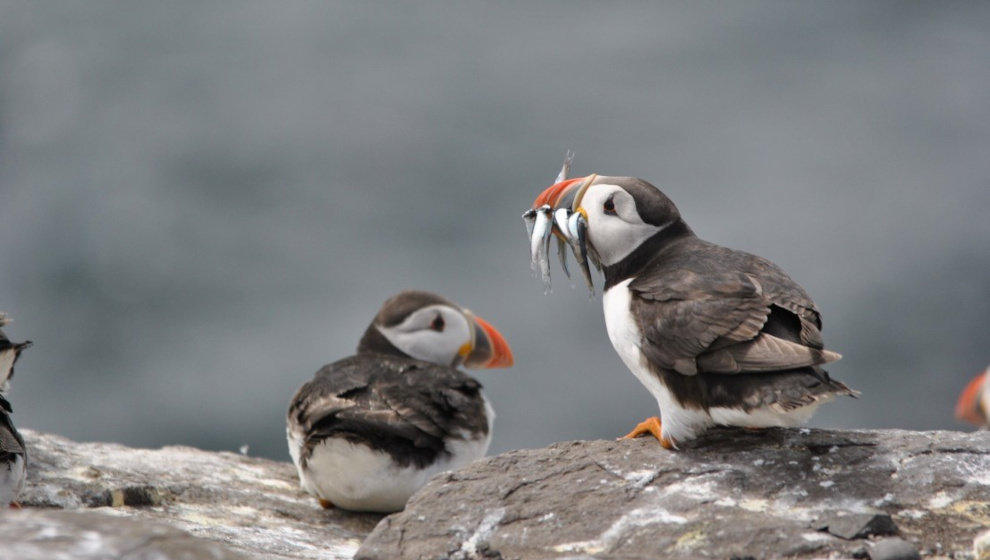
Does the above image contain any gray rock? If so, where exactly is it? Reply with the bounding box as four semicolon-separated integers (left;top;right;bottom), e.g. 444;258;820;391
18;430;382;560
356;427;990;559
976;528;990;560
0;509;247;560
869;537;920;560
9;427;990;559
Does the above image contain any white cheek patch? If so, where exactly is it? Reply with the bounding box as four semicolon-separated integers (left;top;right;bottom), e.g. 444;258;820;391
376;307;472;365
582;186;664;267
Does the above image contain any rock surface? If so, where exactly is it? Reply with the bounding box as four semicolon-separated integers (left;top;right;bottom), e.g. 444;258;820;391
9;430;382;560
357;428;990;559
5;428;990;559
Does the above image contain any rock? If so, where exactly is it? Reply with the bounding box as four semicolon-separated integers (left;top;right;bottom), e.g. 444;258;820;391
817;512;898;540
0;509;248;559
17;430;383;559
976;528;990;560
8;427;990;559
357;427;990;559
869;537;920;560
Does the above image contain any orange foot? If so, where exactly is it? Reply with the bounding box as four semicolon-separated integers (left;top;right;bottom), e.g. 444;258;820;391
620;416;676;449
318;498;333;509
8;501;21;509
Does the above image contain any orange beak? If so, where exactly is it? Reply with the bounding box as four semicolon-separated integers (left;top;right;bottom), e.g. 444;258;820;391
532;174;597;212
532;176;585;209
461;313;514;369
955;371;988;426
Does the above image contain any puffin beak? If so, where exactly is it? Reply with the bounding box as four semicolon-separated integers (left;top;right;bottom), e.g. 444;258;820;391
570;174;597;213
955;371;988;426
532;176;585;212
459;312;514;369
524;174;598;294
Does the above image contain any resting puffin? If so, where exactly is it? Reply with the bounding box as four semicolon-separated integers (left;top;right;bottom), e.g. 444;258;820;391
956;365;989;428
286;290;513;512
0;313;31;507
526;173;855;448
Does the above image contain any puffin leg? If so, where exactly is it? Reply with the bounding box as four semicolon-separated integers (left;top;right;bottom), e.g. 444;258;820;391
318;498;334;509
620;416;676;449
9;501;21;509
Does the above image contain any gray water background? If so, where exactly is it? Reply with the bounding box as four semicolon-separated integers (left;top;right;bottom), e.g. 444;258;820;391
1;2;988;460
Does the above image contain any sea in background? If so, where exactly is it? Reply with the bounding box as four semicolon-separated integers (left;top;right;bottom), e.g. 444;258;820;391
1;2;988;461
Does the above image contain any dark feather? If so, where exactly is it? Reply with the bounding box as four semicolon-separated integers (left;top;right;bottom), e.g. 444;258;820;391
628;236;835;378
0;396;25;462
288;354;488;469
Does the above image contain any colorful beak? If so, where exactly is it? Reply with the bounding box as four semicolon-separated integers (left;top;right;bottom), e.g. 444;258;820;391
460;312;514;369
532;174;598;215
955;370;988;427
532;176;585;211
525;174;599;294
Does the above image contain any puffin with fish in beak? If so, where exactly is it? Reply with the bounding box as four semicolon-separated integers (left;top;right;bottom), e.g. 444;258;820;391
523;159;855;449
287;290;514;512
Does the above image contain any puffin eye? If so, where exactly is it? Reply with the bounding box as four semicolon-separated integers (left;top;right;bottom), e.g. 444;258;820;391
603;196;617;215
430;314;445;332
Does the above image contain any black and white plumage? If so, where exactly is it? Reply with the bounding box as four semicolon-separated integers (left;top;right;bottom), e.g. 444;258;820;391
286;291;513;512
527;174;855;448
0;313;31;506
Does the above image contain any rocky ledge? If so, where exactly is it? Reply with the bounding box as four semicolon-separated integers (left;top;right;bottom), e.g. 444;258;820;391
357;428;990;560
3;428;989;559
6;430;382;559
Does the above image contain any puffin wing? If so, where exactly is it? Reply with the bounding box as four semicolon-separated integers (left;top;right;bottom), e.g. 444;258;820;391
739;250;828;350
0;397;24;459
629;266;839;376
288;355;486;468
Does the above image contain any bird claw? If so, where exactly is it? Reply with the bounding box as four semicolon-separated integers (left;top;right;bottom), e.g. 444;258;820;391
620;416;676;449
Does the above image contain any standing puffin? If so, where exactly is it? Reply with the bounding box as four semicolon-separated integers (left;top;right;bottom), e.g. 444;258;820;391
286;291;513;512
525;173;855;448
0;313;31;507
955;366;989;428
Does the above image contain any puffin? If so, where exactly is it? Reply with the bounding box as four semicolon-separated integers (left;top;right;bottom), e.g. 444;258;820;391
0;313;31;507
955;366;989;428
524;171;855;448
286;290;514;512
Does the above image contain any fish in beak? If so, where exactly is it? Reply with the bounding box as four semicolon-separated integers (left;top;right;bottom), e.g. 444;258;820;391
459;311;515;369
522;166;599;295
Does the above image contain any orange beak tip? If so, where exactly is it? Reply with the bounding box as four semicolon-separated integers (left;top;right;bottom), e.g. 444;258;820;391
473;316;514;370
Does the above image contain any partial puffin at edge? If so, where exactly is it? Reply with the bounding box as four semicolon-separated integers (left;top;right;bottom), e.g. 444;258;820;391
0;313;31;507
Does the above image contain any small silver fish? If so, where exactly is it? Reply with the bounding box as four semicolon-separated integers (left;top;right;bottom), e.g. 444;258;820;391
522;152;599;295
564;210;595;295
556;236;570;280
553;208;572;280
528;205;554;291
522;208;537;243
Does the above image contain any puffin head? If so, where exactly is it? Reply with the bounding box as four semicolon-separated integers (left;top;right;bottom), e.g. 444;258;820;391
358;290;514;369
0;313;32;393
955;367;989;428
525;173;691;294
563;175;684;267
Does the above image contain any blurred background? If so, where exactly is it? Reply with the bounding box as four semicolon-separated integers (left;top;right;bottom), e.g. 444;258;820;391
1;2;988;461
